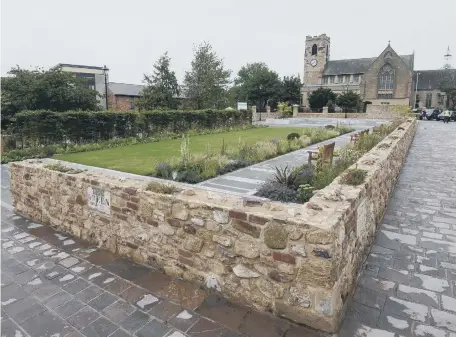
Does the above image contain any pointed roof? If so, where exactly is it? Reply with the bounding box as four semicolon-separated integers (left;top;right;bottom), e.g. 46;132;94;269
322;44;414;76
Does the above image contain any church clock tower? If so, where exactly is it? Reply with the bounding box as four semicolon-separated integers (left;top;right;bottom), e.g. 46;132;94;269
304;34;330;86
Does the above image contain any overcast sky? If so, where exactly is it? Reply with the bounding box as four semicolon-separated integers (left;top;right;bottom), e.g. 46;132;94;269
2;0;455;85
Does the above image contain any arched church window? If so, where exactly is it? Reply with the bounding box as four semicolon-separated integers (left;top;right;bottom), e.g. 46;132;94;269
312;44;317;56
378;64;394;90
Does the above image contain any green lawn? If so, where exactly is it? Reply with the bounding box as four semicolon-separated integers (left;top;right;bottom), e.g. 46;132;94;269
56;127;306;175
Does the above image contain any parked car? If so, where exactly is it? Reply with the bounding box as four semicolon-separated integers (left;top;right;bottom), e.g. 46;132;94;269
426;109;441;120
437;111;455;121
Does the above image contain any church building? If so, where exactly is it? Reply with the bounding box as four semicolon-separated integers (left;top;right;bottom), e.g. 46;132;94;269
301;34;455;110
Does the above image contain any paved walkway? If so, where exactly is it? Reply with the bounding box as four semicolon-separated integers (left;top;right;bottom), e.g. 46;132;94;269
2;120;456;337
339;121;456;337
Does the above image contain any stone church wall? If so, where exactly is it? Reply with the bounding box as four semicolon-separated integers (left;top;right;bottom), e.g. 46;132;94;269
9;119;417;332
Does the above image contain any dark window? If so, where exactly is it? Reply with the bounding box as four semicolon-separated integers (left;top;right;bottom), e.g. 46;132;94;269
129;96;135;110
425;93;432;107
75;73;95;90
353;74;359;83
312;44;317;56
329;76;335;84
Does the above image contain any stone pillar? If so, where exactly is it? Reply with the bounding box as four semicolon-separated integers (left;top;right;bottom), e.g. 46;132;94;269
251;106;258;122
322;106;329;114
292;104;299;117
266;105;271;114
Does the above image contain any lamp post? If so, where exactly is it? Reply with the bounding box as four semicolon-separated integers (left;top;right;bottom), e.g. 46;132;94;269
414;72;420;109
102;65;109;110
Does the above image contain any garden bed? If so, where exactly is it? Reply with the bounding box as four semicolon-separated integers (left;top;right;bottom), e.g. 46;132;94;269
152;125;354;183
255;120;404;203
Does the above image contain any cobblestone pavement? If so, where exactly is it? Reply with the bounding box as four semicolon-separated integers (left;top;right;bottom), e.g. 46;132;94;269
339;121;456;337
2;120;456;337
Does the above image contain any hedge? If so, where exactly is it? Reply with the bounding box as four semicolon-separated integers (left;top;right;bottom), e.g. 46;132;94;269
8;109;252;147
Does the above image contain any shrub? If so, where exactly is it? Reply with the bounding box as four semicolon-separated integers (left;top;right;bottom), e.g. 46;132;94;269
324;125;335;129
287;133;300;141
297;184;315;203
294;164;315;186
155;163;174;179
341;168;368;186
176;170;203;184
354;133;383;153
216;160;251;175
146;182;179;194
255;182;298;203
9;109;253;147
273;165;298;187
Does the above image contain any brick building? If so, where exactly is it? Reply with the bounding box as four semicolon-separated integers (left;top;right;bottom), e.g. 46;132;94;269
301;34;454;110
108;82;143;112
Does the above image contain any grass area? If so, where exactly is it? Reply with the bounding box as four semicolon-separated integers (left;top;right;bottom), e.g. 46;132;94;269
56;127;307;175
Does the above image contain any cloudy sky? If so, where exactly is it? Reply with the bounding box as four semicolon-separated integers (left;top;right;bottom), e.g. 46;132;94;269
2;0;455;85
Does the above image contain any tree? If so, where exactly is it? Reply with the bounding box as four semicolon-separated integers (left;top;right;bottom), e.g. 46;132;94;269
137;52;180;110
438;68;456;109
234;62;282;109
183;42;231;109
308;87;337;110
281;75;301;104
336;90;362;112
1;66;100;125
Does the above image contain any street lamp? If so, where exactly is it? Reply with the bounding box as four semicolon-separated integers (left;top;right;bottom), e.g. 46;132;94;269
102;65;109;110
414;72;420;109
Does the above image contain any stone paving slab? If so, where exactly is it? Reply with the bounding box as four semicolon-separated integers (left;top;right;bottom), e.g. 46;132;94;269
338;121;456;337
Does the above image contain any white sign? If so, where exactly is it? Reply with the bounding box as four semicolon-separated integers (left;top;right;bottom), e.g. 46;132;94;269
87;187;111;214
237;102;248;110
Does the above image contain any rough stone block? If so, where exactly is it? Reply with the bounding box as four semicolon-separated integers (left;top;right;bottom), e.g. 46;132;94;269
232;219;261;238
264;223;288;249
184;236;203;253
234;239;260;259
296;258;335;288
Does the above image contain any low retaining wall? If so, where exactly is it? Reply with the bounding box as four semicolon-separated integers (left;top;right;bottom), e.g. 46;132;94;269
9;119;417;332
296;109;402;120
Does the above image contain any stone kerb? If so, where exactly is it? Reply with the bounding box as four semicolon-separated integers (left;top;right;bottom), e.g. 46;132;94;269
9;118;417;333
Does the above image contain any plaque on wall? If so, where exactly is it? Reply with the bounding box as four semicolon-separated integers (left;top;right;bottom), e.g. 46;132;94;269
87;187;111;215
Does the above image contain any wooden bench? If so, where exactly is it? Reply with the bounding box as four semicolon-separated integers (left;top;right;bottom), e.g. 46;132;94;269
307;142;335;166
350;129;370;144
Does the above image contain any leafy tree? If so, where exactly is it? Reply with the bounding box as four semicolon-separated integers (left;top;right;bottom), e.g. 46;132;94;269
183;42;231;109
137;52;180;110
234;62;282;109
281;75;301;104
308;87;337;110
1;66;100;125
438;68;456;109
336;90;362;112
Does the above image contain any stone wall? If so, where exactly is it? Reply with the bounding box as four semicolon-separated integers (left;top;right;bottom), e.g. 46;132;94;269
9;119;417;332
295;110;402;119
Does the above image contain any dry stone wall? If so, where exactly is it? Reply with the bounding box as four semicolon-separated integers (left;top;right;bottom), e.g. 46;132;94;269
9;119;417;332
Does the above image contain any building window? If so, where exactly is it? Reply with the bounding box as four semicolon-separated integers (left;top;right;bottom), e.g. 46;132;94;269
353;74;359;83
378;64;394;90
425;93;432;107
345;75;351;83
329;76;335;84
312;44;317;56
129;96;135;110
323;76;329;84
378;93;393;99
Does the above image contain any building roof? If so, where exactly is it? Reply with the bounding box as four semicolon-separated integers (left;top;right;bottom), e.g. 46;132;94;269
323;55;414;76
57;63;105;70
109;82;144;96
413;69;456;90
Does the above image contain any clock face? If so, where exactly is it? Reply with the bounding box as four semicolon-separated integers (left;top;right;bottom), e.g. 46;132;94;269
310;59;318;67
